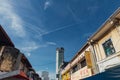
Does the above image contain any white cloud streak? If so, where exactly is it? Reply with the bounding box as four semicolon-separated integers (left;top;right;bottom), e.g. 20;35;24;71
0;0;56;57
21;42;39;52
0;0;46;57
67;5;80;22
47;42;56;46
39;23;77;37
20;41;40;56
44;0;51;10
20;41;56;56
0;0;26;37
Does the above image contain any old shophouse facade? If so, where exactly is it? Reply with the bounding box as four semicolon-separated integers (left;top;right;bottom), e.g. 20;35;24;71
88;8;120;72
61;44;96;80
0;25;41;80
61;8;120;80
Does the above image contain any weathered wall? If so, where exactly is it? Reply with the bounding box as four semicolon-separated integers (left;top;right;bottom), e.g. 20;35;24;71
0;46;19;72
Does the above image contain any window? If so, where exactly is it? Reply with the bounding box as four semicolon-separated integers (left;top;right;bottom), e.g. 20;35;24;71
102;39;116;56
81;59;86;68
78;62;81;69
78;58;87;69
56;74;59;78
72;65;78;73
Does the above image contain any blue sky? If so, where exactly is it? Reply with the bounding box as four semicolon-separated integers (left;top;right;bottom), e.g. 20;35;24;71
0;0;120;79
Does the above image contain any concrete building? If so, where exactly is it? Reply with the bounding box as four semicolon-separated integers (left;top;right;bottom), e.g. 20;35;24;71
42;71;49;80
61;8;120;80
61;44;95;80
0;26;30;80
88;8;120;72
0;25;41;80
56;47;64;80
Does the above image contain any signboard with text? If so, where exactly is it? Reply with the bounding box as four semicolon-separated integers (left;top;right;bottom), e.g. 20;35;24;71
71;67;92;80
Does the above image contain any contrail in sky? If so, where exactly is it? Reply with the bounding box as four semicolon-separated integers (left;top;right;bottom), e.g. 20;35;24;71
40;23;78;36
67;5;80;22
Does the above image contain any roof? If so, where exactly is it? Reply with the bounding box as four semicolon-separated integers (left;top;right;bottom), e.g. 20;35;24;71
70;43;89;63
21;53;32;68
0;25;14;47
70;8;120;64
61;8;120;75
60;61;69;69
88;7;120;42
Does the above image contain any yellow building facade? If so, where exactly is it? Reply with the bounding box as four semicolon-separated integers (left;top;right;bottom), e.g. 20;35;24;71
88;8;120;72
62;71;70;80
61;45;94;80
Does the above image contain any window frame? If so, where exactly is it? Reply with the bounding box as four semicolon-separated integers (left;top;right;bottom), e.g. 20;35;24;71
78;57;87;70
72;64;78;73
80;58;86;68
102;39;116;57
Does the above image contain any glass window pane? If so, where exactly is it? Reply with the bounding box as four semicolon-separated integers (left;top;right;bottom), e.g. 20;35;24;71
102;39;116;56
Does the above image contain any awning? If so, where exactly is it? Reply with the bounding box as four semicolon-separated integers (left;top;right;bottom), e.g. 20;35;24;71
0;70;29;80
83;65;120;80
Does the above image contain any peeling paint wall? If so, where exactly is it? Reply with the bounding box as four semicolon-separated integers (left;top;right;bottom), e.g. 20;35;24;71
0;46;19;72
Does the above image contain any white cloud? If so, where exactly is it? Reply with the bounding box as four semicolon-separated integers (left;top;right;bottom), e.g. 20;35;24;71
39;23;77;37
20;41;56;56
21;42;39;52
26;52;31;57
0;0;56;57
44;0;51;10
46;67;49;70
20;41;40;56
47;42;56;46
0;0;26;37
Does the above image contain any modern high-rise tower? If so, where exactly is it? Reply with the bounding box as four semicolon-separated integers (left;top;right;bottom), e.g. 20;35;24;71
56;47;64;80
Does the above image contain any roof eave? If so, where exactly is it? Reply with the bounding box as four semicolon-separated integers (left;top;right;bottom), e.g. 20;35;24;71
0;25;14;47
88;7;120;42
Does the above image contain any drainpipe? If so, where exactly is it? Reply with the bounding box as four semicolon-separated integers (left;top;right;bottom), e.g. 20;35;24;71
0;46;5;68
88;40;99;74
0;46;5;57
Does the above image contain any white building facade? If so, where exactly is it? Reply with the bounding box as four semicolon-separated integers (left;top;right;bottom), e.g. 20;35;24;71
56;47;64;80
88;8;120;72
